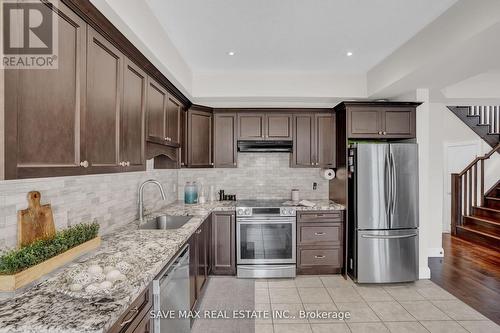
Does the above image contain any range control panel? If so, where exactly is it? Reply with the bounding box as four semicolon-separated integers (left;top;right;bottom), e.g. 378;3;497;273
236;207;296;217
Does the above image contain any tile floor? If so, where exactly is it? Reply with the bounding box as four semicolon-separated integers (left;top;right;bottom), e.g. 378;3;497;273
193;275;500;333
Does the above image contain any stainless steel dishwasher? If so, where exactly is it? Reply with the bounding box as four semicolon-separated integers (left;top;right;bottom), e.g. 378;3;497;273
152;244;190;333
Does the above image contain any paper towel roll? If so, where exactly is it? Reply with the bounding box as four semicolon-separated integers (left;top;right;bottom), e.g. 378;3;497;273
320;168;336;180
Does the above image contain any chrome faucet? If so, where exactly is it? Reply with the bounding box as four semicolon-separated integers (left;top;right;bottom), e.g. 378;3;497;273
138;179;166;222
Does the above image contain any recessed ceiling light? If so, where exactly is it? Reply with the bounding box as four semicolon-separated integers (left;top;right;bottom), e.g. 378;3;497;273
228;51;235;56
346;51;353;57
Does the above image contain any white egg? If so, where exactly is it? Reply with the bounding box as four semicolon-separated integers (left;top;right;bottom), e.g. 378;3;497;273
99;280;113;289
105;270;122;282
85;283;101;293
116;273;126;281
103;266;116;274
69;283;83;292
87;265;103;275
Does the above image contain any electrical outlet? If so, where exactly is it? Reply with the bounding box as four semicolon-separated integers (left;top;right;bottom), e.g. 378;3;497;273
313;182;317;190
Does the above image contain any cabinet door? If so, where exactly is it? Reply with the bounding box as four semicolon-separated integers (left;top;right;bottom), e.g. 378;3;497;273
382;108;416;138
266;114;292;140
347;108;382;138
86;27;123;173
130;313;151;333
292;114;315;167
166;94;182;145
187;109;213;167
196;223;208;296
214;113;237;167
188;235;197;309
211;213;236;275
316;113;336;168
146;78;167;143
238;113;265;140
4;1;86;179
121;59;146;171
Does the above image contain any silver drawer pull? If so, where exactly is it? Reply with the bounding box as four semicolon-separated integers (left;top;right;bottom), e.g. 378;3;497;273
314;232;326;236
120;306;139;327
314;255;326;259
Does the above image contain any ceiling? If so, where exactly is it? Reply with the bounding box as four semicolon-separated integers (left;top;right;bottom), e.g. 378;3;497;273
145;0;457;75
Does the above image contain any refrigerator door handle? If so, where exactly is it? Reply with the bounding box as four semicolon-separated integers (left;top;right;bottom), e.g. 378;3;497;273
385;152;392;222
361;233;417;239
390;151;397;217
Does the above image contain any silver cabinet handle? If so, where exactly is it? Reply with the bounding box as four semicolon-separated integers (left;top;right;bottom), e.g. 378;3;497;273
126;161;131;167
314;232;326;236
383;131;387;135
164;137;168;141
314;255;326;259
120;306;139;327
378;131;382;135
196;229;202;234
79;160;89;168
361;234;417;239
119;161;124;167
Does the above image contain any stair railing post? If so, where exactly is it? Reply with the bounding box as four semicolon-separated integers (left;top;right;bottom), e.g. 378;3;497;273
451;173;462;236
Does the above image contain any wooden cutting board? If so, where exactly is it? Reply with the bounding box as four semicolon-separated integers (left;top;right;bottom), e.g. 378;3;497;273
17;191;56;248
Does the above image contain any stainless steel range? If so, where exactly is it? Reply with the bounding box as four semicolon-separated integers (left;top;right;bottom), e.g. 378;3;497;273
236;200;296;278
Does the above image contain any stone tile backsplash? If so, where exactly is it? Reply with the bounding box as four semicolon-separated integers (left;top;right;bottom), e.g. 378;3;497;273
0;153;329;251
0;170;178;251
177;153;329;200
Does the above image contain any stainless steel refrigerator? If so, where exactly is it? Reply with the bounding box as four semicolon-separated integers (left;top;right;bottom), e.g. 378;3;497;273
348;143;419;283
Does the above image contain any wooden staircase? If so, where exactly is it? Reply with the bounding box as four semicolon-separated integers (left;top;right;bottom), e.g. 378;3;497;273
447;105;500;149
451;143;500;250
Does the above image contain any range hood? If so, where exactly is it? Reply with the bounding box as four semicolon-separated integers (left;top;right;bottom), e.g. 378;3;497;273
237;140;293;153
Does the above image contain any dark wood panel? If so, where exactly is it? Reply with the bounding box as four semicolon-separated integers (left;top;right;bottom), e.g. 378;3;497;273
166;94;181;144
297;246;343;275
238;113;265;140
146;78;167;143
5;1;87;179
266;114;292;140
187;108;212;167
298;223;342;246
128;312;152;333
429;234;500;324
108;285;152;333
292;114;315;167
347;108;381;137
211;212;236;275
86;26;122;172
121;59;146;171
297;211;343;223
316;113;336;168
214;113;237;168
383;108;415;138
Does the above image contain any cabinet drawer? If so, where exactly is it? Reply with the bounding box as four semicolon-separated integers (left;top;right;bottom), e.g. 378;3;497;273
298;247;342;267
297;211;343;223
298;223;342;245
108;285;152;333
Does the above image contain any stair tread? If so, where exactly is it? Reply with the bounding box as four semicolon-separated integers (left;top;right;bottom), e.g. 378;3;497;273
473;205;500;213
485;196;500;201
465;215;500;226
457;225;500;240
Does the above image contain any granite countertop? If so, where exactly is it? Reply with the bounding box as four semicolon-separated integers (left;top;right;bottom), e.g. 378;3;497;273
0;200;343;333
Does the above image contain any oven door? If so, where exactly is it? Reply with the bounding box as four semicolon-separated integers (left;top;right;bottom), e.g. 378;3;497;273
237;218;296;264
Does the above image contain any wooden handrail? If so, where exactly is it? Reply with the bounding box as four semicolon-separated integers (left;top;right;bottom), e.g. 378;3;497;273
458;142;500;176
450;142;500;235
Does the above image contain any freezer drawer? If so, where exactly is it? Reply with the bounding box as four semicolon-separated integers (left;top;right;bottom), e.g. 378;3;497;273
357;230;418;283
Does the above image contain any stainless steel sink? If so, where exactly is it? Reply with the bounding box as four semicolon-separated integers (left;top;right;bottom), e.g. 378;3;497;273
139;215;192;230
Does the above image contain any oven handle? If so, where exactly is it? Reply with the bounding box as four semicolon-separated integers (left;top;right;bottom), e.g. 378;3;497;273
237;219;296;224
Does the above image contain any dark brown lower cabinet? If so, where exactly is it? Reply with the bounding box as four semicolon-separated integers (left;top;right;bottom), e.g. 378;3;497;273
188;217;211;310
296;211;344;274
211;212;236;275
108;285;152;333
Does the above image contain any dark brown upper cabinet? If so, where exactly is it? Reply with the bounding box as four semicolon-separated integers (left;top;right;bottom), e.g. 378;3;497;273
121;59;147;172
291;113;336;168
266;114;293;140
166;95;182;145
292;114;315;167
186;106;213;167
315;113;336;168
238;113;265;140
345;103;417;139
214;113;237;168
4;1;87;179
238;113;292;140
86;27;123;174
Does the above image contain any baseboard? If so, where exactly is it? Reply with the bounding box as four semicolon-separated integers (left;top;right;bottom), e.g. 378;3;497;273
419;265;431;279
428;247;444;257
